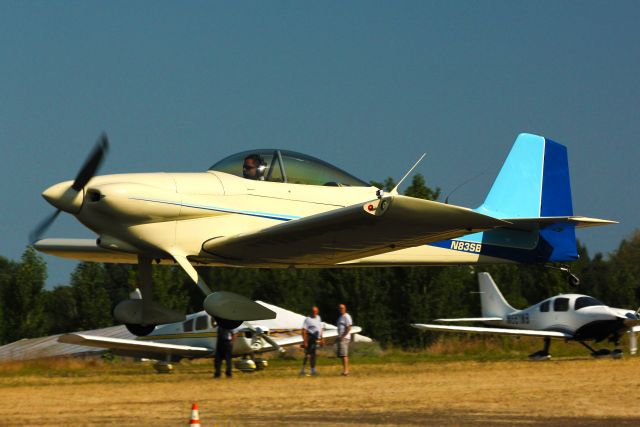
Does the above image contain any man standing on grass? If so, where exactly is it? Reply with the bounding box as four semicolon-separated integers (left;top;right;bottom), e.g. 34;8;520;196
336;303;352;376
301;306;324;376
214;324;236;378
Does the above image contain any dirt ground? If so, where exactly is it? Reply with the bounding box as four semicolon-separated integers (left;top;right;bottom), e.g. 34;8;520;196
0;356;639;426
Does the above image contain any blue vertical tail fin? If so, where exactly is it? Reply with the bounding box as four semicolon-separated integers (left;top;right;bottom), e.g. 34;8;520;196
475;133;578;262
477;133;573;219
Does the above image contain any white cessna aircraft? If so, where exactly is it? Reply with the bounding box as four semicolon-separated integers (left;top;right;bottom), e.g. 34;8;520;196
31;133;614;334
413;273;640;359
59;298;362;373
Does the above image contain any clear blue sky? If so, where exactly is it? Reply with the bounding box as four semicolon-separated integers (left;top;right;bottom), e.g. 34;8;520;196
1;1;638;287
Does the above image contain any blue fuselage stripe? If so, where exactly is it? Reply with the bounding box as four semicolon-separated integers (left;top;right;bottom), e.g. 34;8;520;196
129;197;300;222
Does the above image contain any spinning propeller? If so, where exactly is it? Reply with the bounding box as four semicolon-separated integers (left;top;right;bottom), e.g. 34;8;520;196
29;134;109;244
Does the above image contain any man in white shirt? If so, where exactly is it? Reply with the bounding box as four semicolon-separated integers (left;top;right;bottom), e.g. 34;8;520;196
336;303;353;376
301;306;324;376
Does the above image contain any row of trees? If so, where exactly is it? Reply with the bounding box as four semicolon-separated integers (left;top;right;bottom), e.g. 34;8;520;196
1;175;638;347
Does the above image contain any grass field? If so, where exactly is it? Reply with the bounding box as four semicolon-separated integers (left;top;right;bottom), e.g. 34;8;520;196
1;345;640;426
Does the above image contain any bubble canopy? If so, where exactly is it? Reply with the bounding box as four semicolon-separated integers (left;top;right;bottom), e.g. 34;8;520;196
209;149;370;187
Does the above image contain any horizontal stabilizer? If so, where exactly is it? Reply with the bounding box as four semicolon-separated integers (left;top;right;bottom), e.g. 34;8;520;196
411;323;571;339
504;216;618;231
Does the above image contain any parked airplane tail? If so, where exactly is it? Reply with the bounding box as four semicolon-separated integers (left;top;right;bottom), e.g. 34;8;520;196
478;272;515;318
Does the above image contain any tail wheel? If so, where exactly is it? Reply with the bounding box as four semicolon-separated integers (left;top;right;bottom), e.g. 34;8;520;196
568;273;580;287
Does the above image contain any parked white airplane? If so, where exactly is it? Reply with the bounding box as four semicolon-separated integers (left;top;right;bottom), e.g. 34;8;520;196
59;299;364;373
412;273;640;359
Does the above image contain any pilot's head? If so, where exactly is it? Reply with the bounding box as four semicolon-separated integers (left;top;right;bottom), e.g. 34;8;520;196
243;154;266;180
339;304;347;315
312;306;319;317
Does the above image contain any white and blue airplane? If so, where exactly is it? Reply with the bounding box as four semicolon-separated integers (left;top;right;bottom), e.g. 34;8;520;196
32;133;615;333
413;273;640;359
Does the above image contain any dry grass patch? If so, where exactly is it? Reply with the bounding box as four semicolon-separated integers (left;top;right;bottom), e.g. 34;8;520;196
0;356;639;425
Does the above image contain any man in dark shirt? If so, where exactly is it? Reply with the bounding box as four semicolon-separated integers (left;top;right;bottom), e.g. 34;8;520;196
214;324;237;378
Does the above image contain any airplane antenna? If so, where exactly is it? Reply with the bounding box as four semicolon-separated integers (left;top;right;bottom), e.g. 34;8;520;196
390;153;427;195
444;171;485;204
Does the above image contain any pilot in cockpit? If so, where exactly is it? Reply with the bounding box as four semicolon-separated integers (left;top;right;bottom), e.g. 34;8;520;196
242;154;266;180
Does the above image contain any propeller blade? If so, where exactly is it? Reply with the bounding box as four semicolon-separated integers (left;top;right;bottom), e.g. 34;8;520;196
72;133;109;191
245;325;284;353
259;332;284;352
29;209;61;244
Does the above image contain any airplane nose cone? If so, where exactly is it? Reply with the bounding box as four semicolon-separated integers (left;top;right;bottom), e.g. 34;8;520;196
42;180;83;213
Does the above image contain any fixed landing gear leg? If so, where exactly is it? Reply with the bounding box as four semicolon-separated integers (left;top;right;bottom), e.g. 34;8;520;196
115;255;184;335
578;341;609;358
172;254;275;328
138;255;153;323
529;337;551;360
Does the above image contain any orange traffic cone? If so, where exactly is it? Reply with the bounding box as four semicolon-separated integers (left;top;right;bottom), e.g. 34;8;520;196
189;402;201;426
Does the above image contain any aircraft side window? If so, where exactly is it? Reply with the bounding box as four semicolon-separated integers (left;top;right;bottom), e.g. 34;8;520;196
575;296;604;310
183;319;194;332
195;316;208;331
553;297;569;312
540;300;550;312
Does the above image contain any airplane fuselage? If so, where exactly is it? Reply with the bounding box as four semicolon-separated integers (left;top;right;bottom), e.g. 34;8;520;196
488;294;636;342
42;171;511;267
138;310;303;357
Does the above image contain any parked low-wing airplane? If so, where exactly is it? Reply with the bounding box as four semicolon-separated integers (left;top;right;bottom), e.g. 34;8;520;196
31;133;615;333
412;273;640;359
58;298;364;373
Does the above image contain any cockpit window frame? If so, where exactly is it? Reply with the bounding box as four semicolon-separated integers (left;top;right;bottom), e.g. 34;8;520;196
209;149;369;187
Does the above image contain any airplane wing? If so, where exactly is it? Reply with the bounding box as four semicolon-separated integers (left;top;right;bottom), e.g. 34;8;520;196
58;333;213;358
435;317;503;322
201;195;508;265
253;326;362;352
411;324;571;339
34;239;141;264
